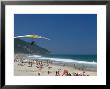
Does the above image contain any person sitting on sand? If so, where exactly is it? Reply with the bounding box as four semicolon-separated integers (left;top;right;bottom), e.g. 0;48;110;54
35;60;38;64
38;72;40;76
39;65;43;70
78;73;82;76
75;73;78;76
39;61;43;65
83;71;86;76
67;73;72;76
36;66;39;68
62;69;69;76
74;73;78;76
74;73;76;76
14;59;17;62
48;66;52;69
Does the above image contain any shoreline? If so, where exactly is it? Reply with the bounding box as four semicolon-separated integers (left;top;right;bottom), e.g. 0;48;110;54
14;54;97;76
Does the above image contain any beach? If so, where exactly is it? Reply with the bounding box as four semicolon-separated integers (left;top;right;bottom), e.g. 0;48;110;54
14;54;97;76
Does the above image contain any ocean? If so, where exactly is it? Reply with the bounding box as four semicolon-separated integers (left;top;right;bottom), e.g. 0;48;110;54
28;54;97;65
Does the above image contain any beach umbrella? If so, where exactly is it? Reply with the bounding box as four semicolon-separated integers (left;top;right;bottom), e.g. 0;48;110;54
14;34;50;54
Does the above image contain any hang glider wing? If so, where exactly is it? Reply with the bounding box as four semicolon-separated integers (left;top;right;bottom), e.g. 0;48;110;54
14;36;26;38
39;36;50;40
14;34;50;40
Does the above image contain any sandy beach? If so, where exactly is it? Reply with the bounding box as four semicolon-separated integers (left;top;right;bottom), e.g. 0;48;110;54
14;54;97;76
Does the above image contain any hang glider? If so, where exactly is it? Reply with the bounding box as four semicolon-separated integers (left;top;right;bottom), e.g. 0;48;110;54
14;34;50;40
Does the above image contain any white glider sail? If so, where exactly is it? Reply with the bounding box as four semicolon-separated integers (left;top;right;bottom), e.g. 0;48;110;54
14;34;50;40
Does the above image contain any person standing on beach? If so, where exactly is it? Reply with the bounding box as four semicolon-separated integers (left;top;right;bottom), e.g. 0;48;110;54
55;71;60;76
28;61;32;67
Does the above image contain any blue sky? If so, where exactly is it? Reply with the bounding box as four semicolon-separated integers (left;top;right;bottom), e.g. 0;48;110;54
14;14;97;54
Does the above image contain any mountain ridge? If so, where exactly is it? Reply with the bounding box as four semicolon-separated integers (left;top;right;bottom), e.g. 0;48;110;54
14;38;50;55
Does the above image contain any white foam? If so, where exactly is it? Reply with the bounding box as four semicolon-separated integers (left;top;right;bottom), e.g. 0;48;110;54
28;55;42;58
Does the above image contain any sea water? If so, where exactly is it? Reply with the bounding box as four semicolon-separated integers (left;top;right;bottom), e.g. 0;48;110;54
28;54;97;71
29;54;96;64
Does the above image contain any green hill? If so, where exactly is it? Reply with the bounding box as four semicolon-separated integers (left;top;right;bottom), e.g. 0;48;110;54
14;38;50;55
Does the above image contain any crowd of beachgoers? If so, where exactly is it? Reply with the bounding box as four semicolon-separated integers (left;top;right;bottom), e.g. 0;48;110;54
14;54;97;76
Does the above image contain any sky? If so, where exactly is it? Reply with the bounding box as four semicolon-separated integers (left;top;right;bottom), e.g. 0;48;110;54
14;14;97;55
